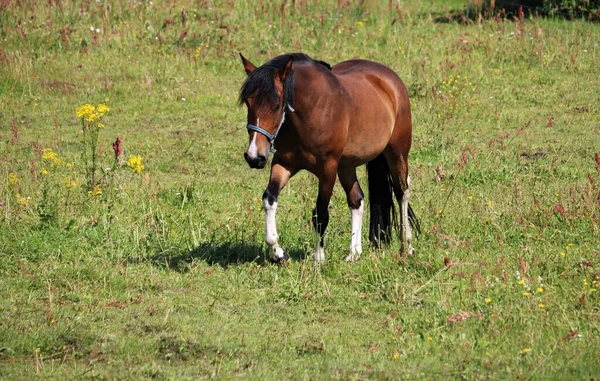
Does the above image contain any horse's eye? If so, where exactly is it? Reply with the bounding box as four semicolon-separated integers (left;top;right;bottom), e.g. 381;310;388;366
274;104;280;111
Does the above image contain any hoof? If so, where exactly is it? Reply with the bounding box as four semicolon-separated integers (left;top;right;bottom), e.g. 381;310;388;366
344;253;361;263
401;245;415;257
268;252;289;266
312;245;325;264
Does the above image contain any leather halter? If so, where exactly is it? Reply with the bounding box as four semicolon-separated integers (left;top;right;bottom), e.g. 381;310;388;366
246;104;295;153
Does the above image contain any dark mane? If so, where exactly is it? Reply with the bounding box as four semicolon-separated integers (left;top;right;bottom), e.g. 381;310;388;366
239;53;331;109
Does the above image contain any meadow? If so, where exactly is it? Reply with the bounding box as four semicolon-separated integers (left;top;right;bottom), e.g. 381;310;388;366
1;0;599;379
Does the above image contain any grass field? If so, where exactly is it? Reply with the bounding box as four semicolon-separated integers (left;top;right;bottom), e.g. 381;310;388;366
1;0;600;379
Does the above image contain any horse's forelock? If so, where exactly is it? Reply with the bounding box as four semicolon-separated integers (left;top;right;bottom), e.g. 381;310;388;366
239;67;280;107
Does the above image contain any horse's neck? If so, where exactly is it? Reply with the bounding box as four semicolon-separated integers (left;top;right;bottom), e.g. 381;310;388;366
291;64;336;115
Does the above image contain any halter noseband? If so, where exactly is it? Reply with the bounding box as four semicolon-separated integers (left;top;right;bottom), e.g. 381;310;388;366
246;104;295;153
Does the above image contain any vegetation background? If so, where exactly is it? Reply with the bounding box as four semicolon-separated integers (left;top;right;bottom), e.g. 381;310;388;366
1;0;599;379
467;0;600;21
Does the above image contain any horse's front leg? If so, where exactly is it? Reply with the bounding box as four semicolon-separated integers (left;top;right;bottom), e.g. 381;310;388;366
312;161;338;263
263;159;294;264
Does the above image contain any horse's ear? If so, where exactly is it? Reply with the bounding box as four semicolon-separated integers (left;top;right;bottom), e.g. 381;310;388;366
275;57;293;83
239;53;256;76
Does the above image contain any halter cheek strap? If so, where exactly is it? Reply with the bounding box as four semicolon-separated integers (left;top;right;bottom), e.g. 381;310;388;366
246;104;295;153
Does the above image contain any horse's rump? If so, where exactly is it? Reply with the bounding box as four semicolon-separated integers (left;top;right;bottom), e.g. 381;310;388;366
331;60;411;167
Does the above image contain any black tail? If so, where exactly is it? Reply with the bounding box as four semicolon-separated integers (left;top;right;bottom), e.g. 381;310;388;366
408;204;421;238
367;153;420;246
367;154;396;245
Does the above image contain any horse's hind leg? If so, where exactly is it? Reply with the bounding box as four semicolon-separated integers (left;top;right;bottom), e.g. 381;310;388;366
263;158;295;264
385;151;415;256
311;161;338;263
399;175;414;256
338;166;364;262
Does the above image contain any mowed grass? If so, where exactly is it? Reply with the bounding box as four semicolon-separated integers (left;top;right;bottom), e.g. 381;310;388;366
1;0;600;379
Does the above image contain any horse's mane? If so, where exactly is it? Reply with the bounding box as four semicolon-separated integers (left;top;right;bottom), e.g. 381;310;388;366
239;53;331;110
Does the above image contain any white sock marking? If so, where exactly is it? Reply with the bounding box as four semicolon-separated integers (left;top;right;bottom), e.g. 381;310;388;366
401;176;414;255
264;197;285;259
312;243;325;263
345;200;364;262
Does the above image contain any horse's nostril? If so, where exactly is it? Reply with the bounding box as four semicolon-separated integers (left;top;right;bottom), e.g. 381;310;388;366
244;152;266;169
257;155;267;167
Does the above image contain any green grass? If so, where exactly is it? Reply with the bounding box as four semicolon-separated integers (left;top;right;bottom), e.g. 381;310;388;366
1;0;600;379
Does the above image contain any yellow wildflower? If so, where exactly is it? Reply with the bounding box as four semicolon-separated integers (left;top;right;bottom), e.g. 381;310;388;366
96;103;110;115
40;169;49;176
537;287;544;293
518;279;525;285
560;251;566;257
538;303;545;308
16;193;29;206
521;348;531;354
9;173;20;187
523;292;531;297
392;353;399;360
127;155;144;174
64;176;80;189
427;337;433;341
88;184;102;196
41;148;57;162
485;297;492;304
76;104;95;119
84;112;101;123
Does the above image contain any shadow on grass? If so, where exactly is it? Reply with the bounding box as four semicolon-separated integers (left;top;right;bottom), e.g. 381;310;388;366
424;10;472;24
426;5;600;24
149;240;306;272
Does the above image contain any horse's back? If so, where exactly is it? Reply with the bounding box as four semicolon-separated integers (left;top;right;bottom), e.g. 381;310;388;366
332;59;398;77
333;59;406;92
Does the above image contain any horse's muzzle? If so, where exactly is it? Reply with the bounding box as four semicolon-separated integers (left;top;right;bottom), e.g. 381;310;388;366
244;153;267;169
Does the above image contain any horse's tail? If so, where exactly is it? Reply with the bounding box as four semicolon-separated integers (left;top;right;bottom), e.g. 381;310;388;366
407;203;421;238
367;153;396;245
366;153;421;246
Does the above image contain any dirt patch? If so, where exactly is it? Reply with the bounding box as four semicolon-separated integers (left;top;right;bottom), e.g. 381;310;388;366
45;81;76;94
157;336;223;362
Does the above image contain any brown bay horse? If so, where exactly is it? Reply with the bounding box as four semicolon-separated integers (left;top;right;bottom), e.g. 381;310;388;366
239;53;420;263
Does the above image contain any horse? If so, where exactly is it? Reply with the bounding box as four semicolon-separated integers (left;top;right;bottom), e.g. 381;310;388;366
238;52;420;263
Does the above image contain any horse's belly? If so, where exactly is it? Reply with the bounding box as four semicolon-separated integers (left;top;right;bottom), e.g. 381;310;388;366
337;83;398;166
339;121;394;167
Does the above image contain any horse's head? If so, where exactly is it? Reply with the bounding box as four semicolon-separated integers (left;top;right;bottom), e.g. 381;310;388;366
239;53;293;169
